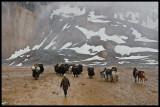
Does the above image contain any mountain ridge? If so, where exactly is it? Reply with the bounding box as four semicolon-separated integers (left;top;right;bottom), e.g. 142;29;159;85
2;2;158;67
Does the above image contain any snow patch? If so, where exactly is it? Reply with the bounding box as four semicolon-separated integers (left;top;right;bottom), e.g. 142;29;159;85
141;58;158;65
131;28;158;42
83;55;105;61
75;25;128;44
23;59;28;62
61;23;71;31
87;11;110;23
141;8;158;29
44;36;58;50
9;62;15;66
32;37;48;50
26;55;30;57
60;42;72;50
51;5;85;18
125;11;139;23
6;46;31;60
16;63;22;66
114;45;158;56
100;62;108;66
64;58;69;63
70;43;105;55
116;56;149;59
118;61;130;64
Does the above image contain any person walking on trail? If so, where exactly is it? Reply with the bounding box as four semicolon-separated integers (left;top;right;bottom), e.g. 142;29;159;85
60;74;70;98
133;67;137;82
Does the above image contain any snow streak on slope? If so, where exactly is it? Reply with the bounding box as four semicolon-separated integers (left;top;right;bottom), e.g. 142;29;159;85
60;42;72;50
50;4;86;19
142;8;158;29
114;12;139;23
23;59;28;62
142;59;158;65
75;25;128;44
125;11;139;23
82;55;105;61
6;46;31;60
131;28;158;42
114;45;158;56
33;30;53;50
61;23;71;31
118;61;130;64
9;62;15;66
87;11;110;23
16;63;22;66
70;43;105;55
32;37;48;50
114;9;158;29
44;36;58;49
116;55;149;59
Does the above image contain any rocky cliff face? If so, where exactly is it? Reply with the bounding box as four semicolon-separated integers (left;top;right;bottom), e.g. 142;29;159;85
2;2;50;58
2;2;158;67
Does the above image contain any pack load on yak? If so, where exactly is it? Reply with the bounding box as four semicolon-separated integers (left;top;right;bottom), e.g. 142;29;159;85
31;65;40;80
31;63;44;79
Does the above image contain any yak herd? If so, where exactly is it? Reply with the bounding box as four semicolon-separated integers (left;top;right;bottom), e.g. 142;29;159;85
31;63;147;83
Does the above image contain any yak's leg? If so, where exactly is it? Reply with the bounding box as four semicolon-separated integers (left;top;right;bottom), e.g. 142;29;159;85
138;77;139;82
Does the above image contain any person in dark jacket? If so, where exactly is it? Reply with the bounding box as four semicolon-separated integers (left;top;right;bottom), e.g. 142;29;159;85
60;74;70;98
133;67;137;82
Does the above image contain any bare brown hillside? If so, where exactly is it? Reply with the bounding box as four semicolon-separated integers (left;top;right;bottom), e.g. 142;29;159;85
2;66;158;105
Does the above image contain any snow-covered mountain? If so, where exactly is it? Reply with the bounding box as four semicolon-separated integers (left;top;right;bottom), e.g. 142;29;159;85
2;2;158;67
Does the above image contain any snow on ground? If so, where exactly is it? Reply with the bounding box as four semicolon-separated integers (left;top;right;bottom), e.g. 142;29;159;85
114;12;139;24
88;63;97;66
116;22;122;24
123;25;127;27
100;62;108;66
125;11;139;23
60;42;72;50
75;25;128;44
61;23;71;31
118;12;125;20
50;4;85;18
82;55;105;61
72;43;79;46
64;58;69;63
9;62;15;66
20;55;24;57
44;36;58;49
87;11;110;23
6;46;31;60
92;62;102;64
114;45;158;56
70;43;105;55
23;59;28;62
16;63;22;66
141;58;158;65
141;8;158;29
33;30;53;50
26;55;30;57
116;55;149;59
131;28;158;42
32;37;48;50
144;59;158;65
118;61;130;64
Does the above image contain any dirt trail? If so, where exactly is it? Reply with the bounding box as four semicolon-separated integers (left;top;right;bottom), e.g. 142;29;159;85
2;66;158;105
